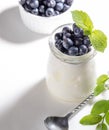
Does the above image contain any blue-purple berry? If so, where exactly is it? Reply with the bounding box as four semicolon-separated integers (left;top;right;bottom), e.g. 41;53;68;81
39;5;45;13
46;8;55;17
43;0;47;5
65;38;73;46
73;24;83;38
30;0;39;8
79;45;88;55
55;2;64;11
55;33;63;41
74;38;83;46
47;0;56;8
63;4;70;12
68;46;79;56
83;36;91;47
20;0;26;5
62;41;71;50
26;0;31;5
24;4;32;12
63;33;72;40
55;11;60;15
65;0;73;6
55;0;65;3
55;40;65;52
31;8;39;15
62;27;71;34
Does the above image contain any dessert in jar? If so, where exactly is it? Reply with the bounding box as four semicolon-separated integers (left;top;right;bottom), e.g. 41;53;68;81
46;23;96;102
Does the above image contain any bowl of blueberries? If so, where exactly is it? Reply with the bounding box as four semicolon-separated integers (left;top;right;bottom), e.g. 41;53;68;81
19;0;74;34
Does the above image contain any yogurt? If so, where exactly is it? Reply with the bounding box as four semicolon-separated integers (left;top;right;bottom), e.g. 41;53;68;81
46;24;96;102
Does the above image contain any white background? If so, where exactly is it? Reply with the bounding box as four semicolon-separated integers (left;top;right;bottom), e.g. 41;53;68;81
0;0;109;130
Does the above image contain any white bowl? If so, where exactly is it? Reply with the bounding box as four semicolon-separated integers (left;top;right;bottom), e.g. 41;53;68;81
18;2;73;34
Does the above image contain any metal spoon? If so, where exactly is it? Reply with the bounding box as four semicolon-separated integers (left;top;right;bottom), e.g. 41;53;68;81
44;93;94;130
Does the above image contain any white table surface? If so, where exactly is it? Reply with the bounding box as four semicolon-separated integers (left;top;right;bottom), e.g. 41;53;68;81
0;0;109;130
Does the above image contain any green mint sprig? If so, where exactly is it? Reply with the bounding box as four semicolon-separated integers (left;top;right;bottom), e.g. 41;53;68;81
80;74;109;130
80;100;109;130
71;10;107;52
94;74;109;96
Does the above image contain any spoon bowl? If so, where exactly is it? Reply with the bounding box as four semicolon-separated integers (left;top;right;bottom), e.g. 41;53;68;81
44;116;69;130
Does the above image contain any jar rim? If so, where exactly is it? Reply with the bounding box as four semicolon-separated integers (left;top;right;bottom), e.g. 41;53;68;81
49;23;96;64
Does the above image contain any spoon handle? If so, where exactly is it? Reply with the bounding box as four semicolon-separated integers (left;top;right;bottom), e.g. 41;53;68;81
66;93;94;119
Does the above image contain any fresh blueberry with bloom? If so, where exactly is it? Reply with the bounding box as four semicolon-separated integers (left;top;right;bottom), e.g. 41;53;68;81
46;8;55;17
39;5;45;13
47;0;56;8
68;46;79;56
29;0;39;8
55;2;64;11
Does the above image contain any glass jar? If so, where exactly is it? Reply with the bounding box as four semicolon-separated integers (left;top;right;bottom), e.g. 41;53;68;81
46;24;96;102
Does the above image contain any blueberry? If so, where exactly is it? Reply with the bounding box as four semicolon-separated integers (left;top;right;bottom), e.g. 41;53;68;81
46;8;55;17
65;32;72;37
20;0;26;5
74;38;83;46
31;8;39;15
65;0;73;6
79;45;88;55
73;23;83;38
65;38;73;46
43;0;47;5
47;0;56;8
63;4;70;12
55;2;64;11
55;11;60;15
63;33;71;40
55;0;65;3
83;36;91;47
68;46;79;56
26;0;31;5
55;40;65;52
62;41;71;50
39;5;45;13
24;4;32;12
62;27;71;34
55;33;63;41
30;0;39;8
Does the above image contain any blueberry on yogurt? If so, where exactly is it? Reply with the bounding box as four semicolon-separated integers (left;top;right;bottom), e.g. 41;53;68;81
20;0;73;17
54;23;92;56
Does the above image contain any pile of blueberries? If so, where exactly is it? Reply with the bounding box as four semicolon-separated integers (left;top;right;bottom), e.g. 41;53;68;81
20;0;73;17
54;24;92;56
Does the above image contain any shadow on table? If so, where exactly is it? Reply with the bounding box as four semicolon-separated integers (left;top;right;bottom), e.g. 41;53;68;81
0;79;73;130
0;6;47;44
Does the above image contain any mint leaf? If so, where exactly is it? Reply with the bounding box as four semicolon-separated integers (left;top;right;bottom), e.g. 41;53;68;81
89;30;107;52
96;123;107;130
97;74;109;85
72;10;94;35
94;75;109;96
80;114;102;125
105;111;109;125
94;84;105;96
91;100;109;114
